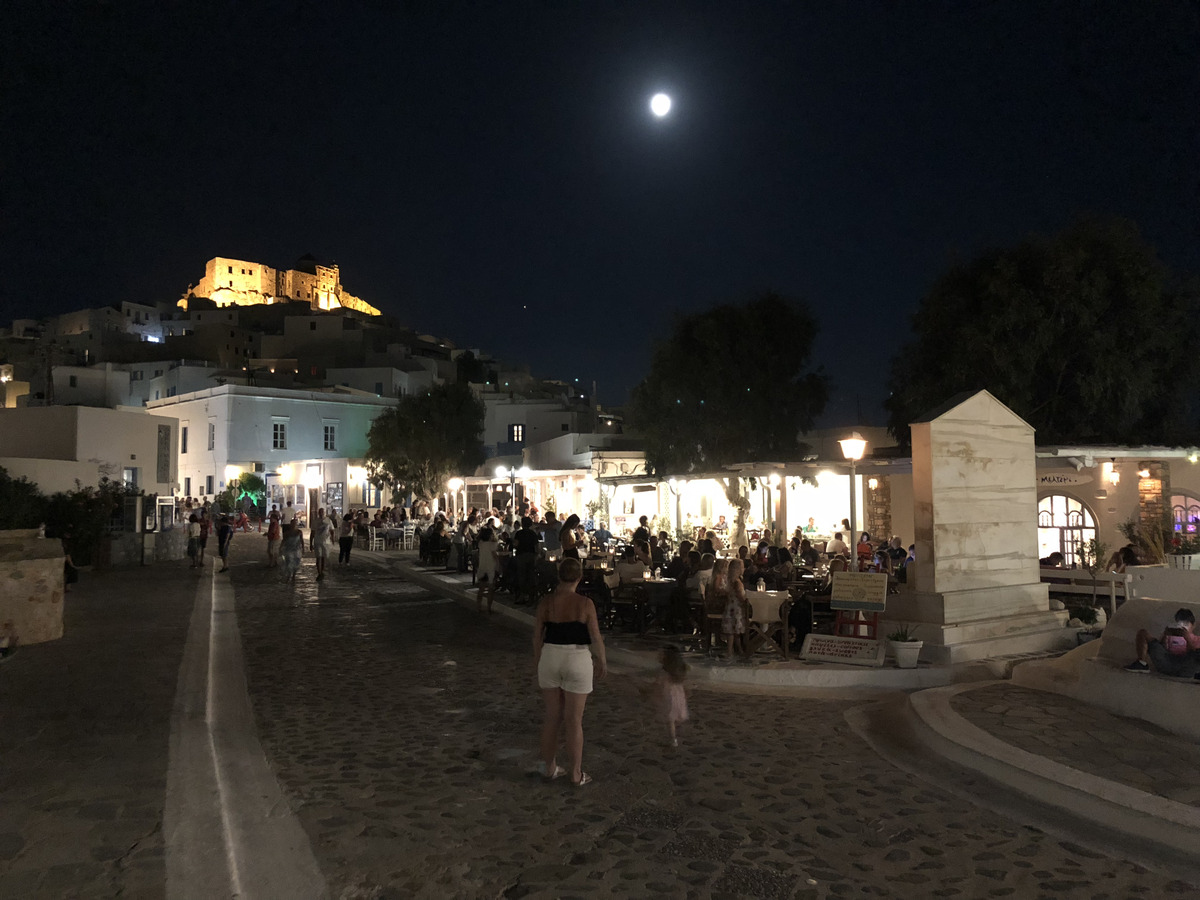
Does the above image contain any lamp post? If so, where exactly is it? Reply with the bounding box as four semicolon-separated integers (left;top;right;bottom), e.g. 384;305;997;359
839;432;868;568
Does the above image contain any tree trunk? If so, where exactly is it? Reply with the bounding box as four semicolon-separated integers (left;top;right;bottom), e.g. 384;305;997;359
722;477;749;551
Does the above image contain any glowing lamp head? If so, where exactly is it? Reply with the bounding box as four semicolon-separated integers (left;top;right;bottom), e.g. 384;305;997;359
447;477;464;492
495;466;509;479
839;432;868;462
650;93;672;117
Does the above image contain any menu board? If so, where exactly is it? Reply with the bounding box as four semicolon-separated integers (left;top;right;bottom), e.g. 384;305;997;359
830;571;888;612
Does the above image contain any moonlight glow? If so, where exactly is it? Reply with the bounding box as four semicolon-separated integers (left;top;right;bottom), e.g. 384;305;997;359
650;93;672;117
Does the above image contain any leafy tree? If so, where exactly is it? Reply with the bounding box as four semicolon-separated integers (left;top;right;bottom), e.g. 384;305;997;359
629;292;828;547
455;351;493;385
44;478;140;567
365;382;486;505
0;466;48;529
217;472;266;512
886;218;1199;447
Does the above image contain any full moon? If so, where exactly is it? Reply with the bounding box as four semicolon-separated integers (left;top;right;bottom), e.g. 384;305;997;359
650;93;672;117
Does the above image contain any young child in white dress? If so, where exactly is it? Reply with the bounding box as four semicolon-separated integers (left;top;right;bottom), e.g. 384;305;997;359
645;645;689;747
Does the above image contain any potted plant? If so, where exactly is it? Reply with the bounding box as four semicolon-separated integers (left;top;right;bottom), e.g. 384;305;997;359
1067;603;1102;644
886;623;923;668
1168;534;1200;570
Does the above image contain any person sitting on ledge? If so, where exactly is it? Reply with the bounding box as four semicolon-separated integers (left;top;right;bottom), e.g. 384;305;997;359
1039;551;1065;567
1125;607;1200;676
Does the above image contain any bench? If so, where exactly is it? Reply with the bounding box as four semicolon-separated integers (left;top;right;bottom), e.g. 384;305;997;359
1039;567;1131;617
1013;595;1200;742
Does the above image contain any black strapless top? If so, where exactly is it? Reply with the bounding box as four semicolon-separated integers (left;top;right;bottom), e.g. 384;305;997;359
543;620;590;645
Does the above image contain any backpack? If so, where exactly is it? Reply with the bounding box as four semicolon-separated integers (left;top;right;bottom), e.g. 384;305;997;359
1164;627;1190;656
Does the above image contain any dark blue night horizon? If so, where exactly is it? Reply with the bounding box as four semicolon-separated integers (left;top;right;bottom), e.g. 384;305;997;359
5;1;1199;424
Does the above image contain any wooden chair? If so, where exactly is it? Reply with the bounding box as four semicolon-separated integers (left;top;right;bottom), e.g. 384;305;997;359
745;590;791;659
609;581;651;633
367;526;385;552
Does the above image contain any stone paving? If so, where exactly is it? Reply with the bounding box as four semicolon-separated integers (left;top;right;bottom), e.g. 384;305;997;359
0;564;192;899
228;545;1197;899
1;541;1197;898
950;684;1200;808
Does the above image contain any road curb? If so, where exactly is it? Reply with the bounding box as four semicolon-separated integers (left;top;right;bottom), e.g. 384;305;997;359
906;682;1200;866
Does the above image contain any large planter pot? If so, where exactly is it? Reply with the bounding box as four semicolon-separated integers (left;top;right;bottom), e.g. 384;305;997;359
1167;553;1200;570
889;639;923;669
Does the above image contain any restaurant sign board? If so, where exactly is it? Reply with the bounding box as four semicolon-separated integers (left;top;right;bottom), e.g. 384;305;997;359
830;571;889;612
1038;471;1092;487
800;634;885;666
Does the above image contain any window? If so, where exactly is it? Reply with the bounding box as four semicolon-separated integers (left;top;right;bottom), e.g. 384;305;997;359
123;467;138;488
310;321;317;331
68;375;77;387
205;475;214;495
184;476;191;496
374;382;384;395
273;422;287;450
1037;494;1096;567
562;423;569;431
1171;494;1200;534
509;424;525;443
228;266;233;273
323;424;337;451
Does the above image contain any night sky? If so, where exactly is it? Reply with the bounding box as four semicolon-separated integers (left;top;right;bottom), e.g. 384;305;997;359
6;1;1199;424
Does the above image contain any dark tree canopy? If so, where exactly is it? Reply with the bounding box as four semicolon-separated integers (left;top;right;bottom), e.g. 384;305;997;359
886;218;1199;447
365;382;486;504
629;293;829;475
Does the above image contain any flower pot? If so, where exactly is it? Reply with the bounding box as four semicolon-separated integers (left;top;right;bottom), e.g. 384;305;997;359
889;639;923;669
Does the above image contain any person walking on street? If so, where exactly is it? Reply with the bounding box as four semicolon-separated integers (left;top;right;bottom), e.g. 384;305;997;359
187;514;202;569
198;510;211;567
281;524;304;583
534;557;607;786
338;512;354;565
511;516;541;604
216;514;234;573
312;508;333;580
266;510;282;568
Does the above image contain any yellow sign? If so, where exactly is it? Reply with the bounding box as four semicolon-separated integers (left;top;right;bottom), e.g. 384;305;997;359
830;571;888;612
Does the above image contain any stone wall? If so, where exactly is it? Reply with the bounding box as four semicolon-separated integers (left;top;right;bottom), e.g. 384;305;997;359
0;529;65;645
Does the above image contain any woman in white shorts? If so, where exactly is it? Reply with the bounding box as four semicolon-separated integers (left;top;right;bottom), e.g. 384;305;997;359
534;557;607;786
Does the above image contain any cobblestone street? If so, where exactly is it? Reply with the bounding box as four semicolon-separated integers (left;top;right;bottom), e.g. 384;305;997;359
227;544;1195;899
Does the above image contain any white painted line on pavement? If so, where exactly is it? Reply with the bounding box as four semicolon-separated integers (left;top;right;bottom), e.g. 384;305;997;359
165;568;328;900
164;569;233;899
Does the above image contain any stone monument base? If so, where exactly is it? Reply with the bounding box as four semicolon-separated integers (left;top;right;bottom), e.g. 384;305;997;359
883;585;1073;664
0;529;65;645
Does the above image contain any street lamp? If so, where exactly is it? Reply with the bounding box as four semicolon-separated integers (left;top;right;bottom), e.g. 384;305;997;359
839;432;868;567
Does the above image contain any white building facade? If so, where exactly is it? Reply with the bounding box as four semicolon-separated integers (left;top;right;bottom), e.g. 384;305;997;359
146;384;397;517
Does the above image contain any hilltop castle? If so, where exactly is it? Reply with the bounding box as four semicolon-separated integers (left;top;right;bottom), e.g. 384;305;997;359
179;254;381;316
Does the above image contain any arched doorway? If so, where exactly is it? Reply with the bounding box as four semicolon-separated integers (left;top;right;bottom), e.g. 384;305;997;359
1037;494;1097;567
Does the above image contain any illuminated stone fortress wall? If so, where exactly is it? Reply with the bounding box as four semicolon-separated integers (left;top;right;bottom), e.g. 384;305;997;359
182;256;381;316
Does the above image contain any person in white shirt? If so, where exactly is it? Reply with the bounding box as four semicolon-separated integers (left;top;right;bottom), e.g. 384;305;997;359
825;532;849;557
